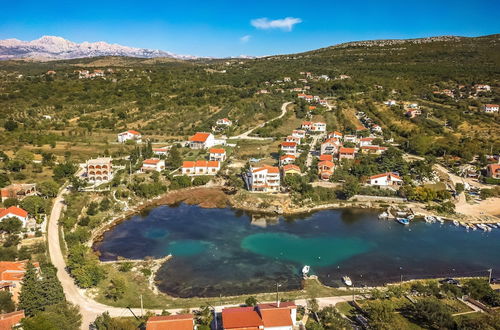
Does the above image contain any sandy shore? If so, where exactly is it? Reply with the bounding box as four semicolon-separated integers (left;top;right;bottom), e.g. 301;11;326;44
455;197;500;222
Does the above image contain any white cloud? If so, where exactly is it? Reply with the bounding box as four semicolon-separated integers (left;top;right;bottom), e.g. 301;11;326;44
240;35;251;43
250;17;302;31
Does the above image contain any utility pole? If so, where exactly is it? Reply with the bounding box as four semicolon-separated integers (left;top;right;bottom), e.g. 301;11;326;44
488;269;492;284
140;294;144;317
276;282;280;307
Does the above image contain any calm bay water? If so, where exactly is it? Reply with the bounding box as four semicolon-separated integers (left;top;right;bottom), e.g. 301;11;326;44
94;204;500;298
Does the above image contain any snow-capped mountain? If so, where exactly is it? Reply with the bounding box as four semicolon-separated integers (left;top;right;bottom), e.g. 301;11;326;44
0;36;199;60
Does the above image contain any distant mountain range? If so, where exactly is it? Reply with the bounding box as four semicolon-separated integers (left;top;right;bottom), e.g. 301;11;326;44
0;36;202;60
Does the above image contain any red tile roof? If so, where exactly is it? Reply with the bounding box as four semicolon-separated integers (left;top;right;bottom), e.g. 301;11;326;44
0;310;25;329
252;165;279;174
207;161;220;168
318;161;335;168
182;161;196;168
260;309;293;328
189;132;211;143
319;154;333;161
209;148;226;154
322;138;338;145
281;142;297;148
280;154;296;160
339;147;356;154
127;130;141;135
0;206;28;219
146;314;193;330
330;131;343;136
282;164;301;172
369;172;401;180
222;307;263;329
0;261;39;281
143;159;161;165
257;302;296;310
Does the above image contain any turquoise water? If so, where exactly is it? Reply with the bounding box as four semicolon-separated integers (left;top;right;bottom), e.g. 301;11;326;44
94;204;500;298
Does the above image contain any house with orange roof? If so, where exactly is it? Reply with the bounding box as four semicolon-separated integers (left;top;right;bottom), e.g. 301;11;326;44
141;159;165;172
280;142;298;155
153;146;170;157
482;104;499;113
486;163;500;179
371;124;383;134
0;206;29;227
338;147;356;160
311;122;326;133
247;165;280;193
146;313;195;330
327;131;343;140
320;138;340;155
319;99;328;106
0;261;40;302
406;108;422;118
318;161;335;181
216;118;233;126
222;307;264;330
181;160;220;176
209;148;227;162
188;132;215;149
279;154;296;166
368;172;403;186
285;135;301;145
86;157;113;183
359;137;374;147
344;135;358;144
291;130;306;139
222;302;297;330
0;310;25;329
282;164;301;177
319;154;333;162
0;183;36;202
117;130;142;143
301;121;313;130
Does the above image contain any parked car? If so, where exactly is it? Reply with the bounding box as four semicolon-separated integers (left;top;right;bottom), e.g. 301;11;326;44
439;278;460;285
490;278;500;284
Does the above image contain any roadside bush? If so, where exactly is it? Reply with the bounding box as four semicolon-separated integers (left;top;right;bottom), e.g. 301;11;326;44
192;176;211;186
169;176;192;190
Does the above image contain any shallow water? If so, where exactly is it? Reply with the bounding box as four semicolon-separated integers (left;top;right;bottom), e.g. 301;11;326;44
94;204;500;298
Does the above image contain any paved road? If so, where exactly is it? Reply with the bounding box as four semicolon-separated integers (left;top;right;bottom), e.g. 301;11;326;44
230;101;292;140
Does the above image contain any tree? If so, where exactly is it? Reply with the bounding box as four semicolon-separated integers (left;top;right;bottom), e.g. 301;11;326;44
317;306;351;329
455;183;465;194
104;278;126;301
245;296;258;306
93;311;138;330
167;146;182;169
341;176;360;199
0;173;10;188
18;262;44;316
406;298;454;329
38;180;60;198
22;302;81;330
2;198;18;208
308;298;320;314
196;305;213;326
4;120;18;131
20;196;47;215
0;291;15;313
0;217;23;234
365;300;396;330
53;162;77;181
15;150;35;164
170;175;192;190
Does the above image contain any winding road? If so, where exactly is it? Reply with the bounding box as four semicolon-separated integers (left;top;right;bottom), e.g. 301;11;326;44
230;101;292;140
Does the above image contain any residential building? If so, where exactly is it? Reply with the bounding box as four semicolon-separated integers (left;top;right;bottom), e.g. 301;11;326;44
0;207;29;227
407;103;419;109
222;302;296;330
282;164;301;176
222;307;263;330
371;124;383;133
304;95;313;102
279;154;296;166
406;109;422;118
283;77;291;82
141;159;165;172
320;138;339;155
152;146;170;157
368;172;403;186
291;130;306;139
0;310;25;329
189;132;215;149
384;100;397;106
313;95;321;101
319;74;330;81
319;154;334;162
319;99;328;106
338;147;356;160
327;131;343;140
359;137;374;147
247;165;280;193
209;148;227;162
301;121;312;130
311;122;327;133
117;130;142;143
482;104;499;113
281;142;298;155
474;84;491;93
0;184;36;202
0;261;40;302
146;314;195;330
344;135;358;144
86;157;113;183
360;146;388;155
216;118;233;126
318;161;335;181
181;160;220;176
486;164;500;179
285;135;301;145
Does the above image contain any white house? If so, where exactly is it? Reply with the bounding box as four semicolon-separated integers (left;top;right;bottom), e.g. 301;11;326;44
279;154;296;166
141;159;165;172
86;157;113;183
118;130;142;143
153;146;170;157
301;121;313;130
209;148;226;162
189;132;215;149
311;122;326;133
371;124;383;134
482;104;499;113
320;138;340;155
281;142;298;155
368;172;403;186
0;207;29;227
327;131;343;140
247;165;280;193
292;130;306;139
338;147;356;160
344;135;358;144
359;137;375;147
181;160;220;176
474;84;491;93
285;136;301;145
319;99;328;106
216;118;233;126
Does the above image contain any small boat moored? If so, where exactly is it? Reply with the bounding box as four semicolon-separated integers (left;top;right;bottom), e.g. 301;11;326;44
453;220;460;226
378;212;388;219
396;218;410;225
342;276;353;286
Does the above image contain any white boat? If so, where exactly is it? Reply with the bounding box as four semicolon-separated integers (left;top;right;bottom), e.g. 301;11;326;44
407;215;415;220
424;216;436;223
469;224;477;231
459;222;468;228
302;265;310;277
378;212;388;219
436;216;444;224
453;220;460;226
487;224;497;229
342;276;352;286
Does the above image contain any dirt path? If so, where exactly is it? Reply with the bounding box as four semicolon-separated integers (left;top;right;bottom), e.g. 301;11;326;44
231;101;292;140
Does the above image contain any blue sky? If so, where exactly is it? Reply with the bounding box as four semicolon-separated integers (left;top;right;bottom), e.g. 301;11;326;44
1;0;499;57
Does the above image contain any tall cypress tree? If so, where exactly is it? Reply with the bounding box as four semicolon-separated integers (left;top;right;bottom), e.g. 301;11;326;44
18;262;43;317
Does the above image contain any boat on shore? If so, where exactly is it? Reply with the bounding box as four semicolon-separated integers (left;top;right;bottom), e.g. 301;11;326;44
459;222;468;228
342;276;352;286
396;218;410;225
436;216;444;224
378;212;388;219
468;224;477;231
302;265;310;277
424;216;436;223
453;220;460;226
487;224;497;229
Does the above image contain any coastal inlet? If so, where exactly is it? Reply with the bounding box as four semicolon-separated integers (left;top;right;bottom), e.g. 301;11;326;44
93;203;500;298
